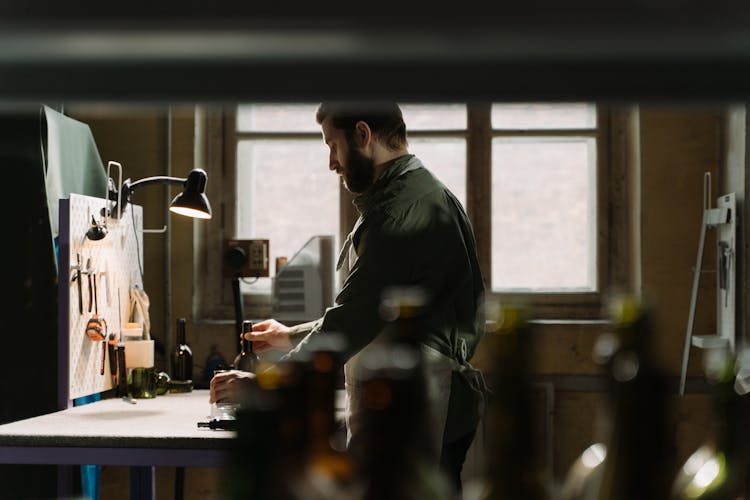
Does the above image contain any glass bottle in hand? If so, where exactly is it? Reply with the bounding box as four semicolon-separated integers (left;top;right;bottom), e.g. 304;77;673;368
233;320;259;373
172;317;193;382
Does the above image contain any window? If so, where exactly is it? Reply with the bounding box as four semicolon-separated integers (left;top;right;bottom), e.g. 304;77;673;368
235;104;335;296
200;102;608;320
490;103;598;292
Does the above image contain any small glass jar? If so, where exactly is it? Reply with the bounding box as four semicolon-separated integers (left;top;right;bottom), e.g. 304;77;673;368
210;368;239;419
210;401;240;420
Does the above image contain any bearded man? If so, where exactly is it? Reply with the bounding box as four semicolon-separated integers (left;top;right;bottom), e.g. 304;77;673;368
211;102;486;495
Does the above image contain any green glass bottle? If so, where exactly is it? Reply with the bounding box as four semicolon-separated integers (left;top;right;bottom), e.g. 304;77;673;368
172;317;193;382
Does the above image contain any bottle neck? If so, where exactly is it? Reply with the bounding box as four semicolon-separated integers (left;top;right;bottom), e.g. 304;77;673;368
242;321;254;355
242;337;253;355
176;319;187;345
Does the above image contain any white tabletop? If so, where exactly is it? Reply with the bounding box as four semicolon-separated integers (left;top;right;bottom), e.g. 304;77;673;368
0;388;347;468
0;389;231;448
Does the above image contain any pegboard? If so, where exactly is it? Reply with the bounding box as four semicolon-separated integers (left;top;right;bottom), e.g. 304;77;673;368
58;193;144;403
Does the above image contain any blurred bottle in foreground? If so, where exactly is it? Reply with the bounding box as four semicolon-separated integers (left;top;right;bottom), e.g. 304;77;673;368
349;342;453;500
558;294;675;500
347;286;452;500
478;301;550;500
224;359;310;500
670;346;750;499
298;333;355;500
225;333;354;500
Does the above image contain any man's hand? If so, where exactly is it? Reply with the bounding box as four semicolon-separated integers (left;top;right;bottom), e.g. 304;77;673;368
209;370;256;404
245;319;293;353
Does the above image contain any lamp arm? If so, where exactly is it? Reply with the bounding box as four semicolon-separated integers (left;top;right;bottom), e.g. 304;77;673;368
108;175;187;218
128;176;186;193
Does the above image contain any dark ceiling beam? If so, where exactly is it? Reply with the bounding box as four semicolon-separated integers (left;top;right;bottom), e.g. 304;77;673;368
1;2;750;102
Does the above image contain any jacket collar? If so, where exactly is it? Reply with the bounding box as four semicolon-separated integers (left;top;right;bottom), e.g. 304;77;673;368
352;154;422;213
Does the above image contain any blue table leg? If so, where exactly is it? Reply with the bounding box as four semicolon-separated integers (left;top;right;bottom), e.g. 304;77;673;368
81;464;101;499
73;395;103;499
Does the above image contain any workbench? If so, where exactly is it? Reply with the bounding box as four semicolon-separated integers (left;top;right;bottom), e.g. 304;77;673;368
0;390;232;499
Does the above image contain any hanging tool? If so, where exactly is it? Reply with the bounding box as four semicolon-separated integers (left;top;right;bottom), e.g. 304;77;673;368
718;240;732;307
71;254;83;314
84;314;107;377
86;258;94;313
99;264;111;307
85;316;107;342
116;291;128;397
117;344;127;396
100;341;106;376
108;333;118;389
85;214;107;241
91;261;98;314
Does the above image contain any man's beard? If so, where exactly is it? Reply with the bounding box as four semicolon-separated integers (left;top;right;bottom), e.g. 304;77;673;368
343;143;375;194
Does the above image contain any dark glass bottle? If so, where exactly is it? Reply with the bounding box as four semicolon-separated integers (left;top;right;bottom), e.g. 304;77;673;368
301;334;354;498
224;367;283;500
599;296;675;500
233;320;259;373
350;341;452;500
670;348;750;499
569;295;675;500
172;317;193;382
225;359;310;500
348;286;452;500
480;302;550;500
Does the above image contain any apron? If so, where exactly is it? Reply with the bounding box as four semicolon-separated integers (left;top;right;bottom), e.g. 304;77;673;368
337;222;487;462
343;341;454;466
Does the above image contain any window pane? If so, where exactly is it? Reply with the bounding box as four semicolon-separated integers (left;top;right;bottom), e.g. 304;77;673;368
236;140;338;291
492;137;596;291
400;103;466;130
408;138;466;207
238;103;468;132
237;104;321;132
492;103;596;130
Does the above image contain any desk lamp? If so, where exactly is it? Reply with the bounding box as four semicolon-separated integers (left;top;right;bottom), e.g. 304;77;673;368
108;168;212;220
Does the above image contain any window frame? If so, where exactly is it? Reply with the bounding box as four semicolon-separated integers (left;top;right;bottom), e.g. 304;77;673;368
195;102;621;322
478;103;611;318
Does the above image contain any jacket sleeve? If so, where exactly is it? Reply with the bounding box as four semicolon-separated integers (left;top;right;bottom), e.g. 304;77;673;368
281;214;414;363
282;194;483;365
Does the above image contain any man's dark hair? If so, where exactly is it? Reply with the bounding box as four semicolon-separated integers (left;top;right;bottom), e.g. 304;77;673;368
316;102;407;151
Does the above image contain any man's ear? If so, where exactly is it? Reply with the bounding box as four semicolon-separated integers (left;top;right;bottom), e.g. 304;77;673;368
354;120;371;147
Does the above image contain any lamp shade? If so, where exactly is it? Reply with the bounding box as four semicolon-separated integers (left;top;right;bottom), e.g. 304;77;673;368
169;169;212;219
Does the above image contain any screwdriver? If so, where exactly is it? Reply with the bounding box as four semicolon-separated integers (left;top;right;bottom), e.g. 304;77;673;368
197;419;237;431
